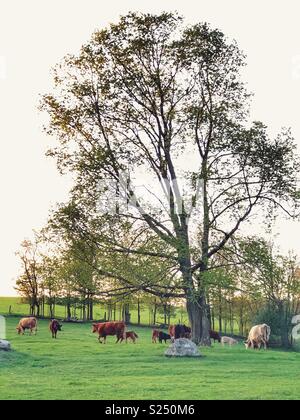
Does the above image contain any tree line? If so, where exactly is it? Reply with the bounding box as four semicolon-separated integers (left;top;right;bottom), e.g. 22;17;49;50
15;232;300;348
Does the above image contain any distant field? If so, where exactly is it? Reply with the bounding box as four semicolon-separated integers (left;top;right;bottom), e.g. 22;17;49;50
1;317;300;400
0;297;188;326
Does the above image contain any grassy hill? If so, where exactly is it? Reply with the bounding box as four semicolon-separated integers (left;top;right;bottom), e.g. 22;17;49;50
1;317;300;400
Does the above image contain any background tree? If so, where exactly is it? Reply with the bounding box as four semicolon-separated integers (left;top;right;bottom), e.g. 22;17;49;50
241;239;300;348
41;12;299;344
15;237;42;316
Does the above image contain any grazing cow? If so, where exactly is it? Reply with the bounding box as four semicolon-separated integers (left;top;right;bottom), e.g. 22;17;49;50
221;336;238;346
244;339;261;349
16;317;38;335
92;321;126;344
49;319;62;339
245;324;271;350
158;331;172;344
152;329;160;343
169;324;191;339
209;330;221;343
124;331;138;344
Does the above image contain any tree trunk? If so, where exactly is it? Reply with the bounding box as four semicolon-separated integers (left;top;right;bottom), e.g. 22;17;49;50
137;299;141;325
278;301;290;349
82;301;86;321
89;298;94;321
186;294;211;346
218;289;222;333
49;303;54;319
163;304;167;325
153;300;157;325
67;301;71;321
211;306;215;331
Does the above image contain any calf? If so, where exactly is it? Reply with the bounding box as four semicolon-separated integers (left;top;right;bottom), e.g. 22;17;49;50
49;319;62;339
159;331;172;344
125;331;139;344
152;329;160;343
221;336;238;346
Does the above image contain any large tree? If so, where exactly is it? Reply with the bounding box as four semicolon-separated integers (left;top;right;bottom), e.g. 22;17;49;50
42;12;299;344
15;238;42;316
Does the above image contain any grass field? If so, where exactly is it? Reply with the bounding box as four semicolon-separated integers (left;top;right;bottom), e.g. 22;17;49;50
1;316;300;400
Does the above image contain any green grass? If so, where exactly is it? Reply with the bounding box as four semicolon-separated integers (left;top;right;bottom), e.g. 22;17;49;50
1;316;300;400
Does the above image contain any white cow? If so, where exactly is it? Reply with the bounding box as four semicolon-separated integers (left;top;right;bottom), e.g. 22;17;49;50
221;336;238;346
245;324;271;350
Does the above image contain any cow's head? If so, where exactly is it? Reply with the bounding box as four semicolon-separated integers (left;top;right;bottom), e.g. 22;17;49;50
244;340;250;349
92;323;98;333
58;324;62;331
16;326;22;335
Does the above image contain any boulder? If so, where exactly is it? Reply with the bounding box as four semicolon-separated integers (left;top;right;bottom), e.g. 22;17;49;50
0;340;11;351
165;338;202;357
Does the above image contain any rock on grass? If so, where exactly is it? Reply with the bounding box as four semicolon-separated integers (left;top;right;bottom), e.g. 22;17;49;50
165;338;202;357
0;340;11;351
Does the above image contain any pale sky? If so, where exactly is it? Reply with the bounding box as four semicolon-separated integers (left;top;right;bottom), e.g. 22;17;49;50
0;0;300;296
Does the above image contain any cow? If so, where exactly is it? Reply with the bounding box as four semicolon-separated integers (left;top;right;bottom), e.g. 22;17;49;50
221;336;238;346
152;329;160;343
16;317;38;335
169;324;191;339
209;330;221;343
158;331;172;344
244;339;261;350
124;331;139;344
245;324;271;350
49;319;62;339
92;321;126;344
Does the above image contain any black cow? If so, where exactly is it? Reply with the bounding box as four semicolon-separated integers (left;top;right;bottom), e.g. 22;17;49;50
159;331;172;343
174;324;191;339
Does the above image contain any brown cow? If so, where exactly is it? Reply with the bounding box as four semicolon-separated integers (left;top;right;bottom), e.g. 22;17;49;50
49;319;62;339
16;317;38;335
125;331;139;344
92;321;126;344
152;329;160;343
168;324;191;339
